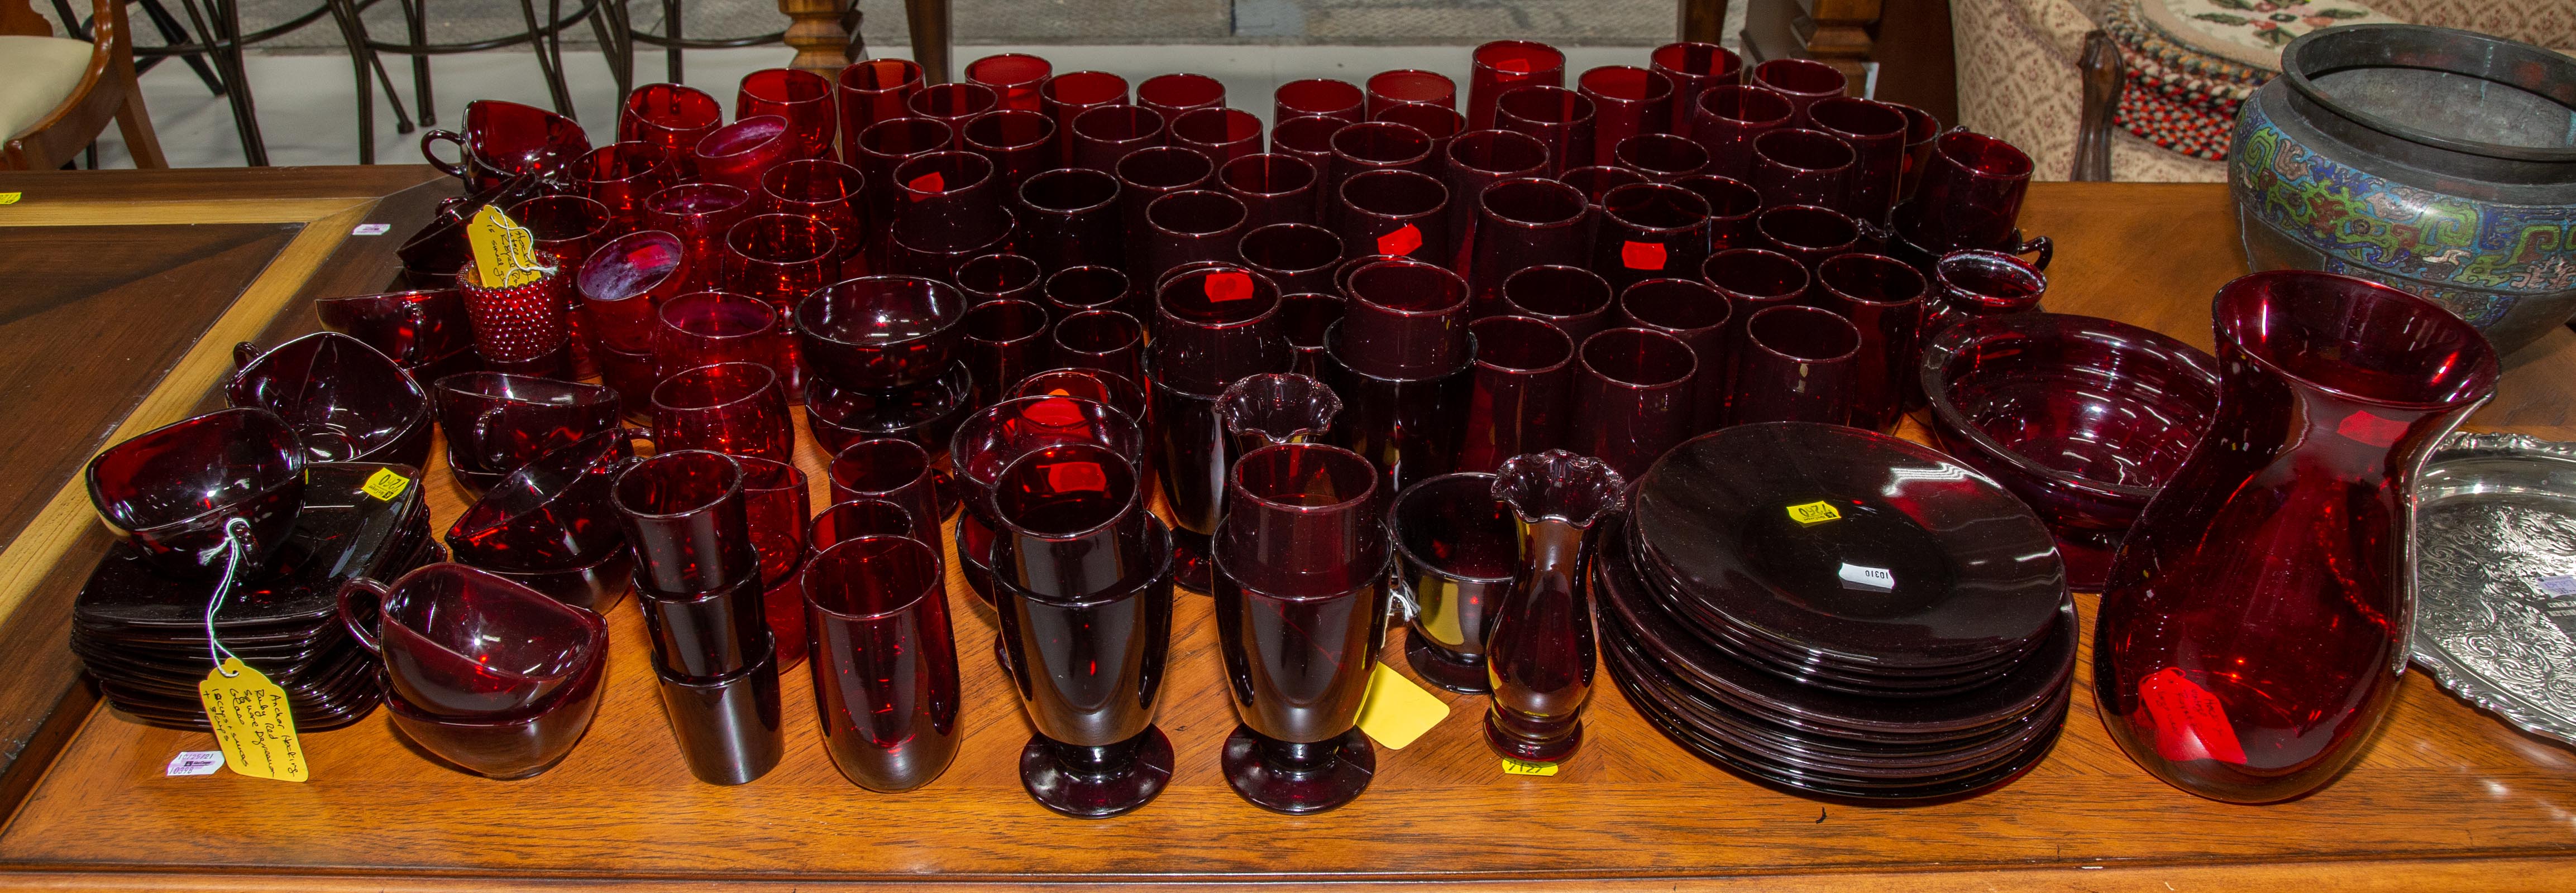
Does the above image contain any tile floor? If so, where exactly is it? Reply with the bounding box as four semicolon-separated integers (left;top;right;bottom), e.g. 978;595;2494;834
91;41;1743;169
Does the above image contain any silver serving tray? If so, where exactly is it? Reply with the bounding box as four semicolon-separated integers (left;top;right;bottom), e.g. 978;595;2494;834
2412;431;2576;748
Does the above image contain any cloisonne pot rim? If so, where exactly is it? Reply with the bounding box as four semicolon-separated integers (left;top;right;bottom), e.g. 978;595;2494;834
2279;24;2576;165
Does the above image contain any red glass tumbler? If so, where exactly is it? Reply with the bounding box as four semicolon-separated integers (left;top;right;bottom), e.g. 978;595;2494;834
643;183;753;293
1332;169;1447;265
966;52;1052;112
694;116;797;194
1465;177;1589;316
803;535;963;792
1468;40;1567;131
653;290;781;380
738;68;837;160
1042;71;1130;165
1809;97;1909;224
1593;182;1712;294
1814;252;1928;432
1617;277;1732;434
623;83;723;171
652;362;796;462
1499;265;1616;347
575;141;679;236
1750;57;1849;123
1069;104;1165;173
1137;73;1225;122
1017;167;1125;273
1493;86;1594;178
1172;107;1263;169
1569;328;1697;478
1688;85;1793;181
1729;305;1862;426
1651;42;1742;135
1458;314;1574;473
962;109;1057;197
1277;78;1364;124
579;229;690;355
1239;223;1345;296
1575;66;1673;170
1220;153;1321;230
836;58;924;166
761;157;869;263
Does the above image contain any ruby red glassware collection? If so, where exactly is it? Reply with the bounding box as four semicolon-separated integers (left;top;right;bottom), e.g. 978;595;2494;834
68;37;2477;817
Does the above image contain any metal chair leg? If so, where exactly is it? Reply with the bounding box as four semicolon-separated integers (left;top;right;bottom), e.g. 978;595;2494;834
587;0;631;100
661;0;683;83
514;0;576;117
176;0;265;165
400;0;434;126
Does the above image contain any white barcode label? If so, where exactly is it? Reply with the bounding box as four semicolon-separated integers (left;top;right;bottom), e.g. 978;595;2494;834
351;223;391;236
1838;563;1895;592
2536;575;2576;597
165;750;225;776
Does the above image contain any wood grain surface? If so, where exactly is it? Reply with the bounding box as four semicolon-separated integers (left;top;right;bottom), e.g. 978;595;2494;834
1;180;2572;890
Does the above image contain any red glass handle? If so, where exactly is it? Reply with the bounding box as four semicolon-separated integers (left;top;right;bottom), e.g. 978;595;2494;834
336;578;390;654
2014;234;2053;271
420;130;469;179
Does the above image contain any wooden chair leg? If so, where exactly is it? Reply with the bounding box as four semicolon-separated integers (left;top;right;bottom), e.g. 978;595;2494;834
904;0;949;84
1676;0;1728;44
2071;29;2124;183
115;81;169;169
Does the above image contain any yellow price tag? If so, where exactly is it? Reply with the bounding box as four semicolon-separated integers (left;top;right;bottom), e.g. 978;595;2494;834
0;192;21;205
198;659;308;782
1786;501;1842;525
1353;662;1451;750
360;468;412;501
466;205;552;288
1500;757;1561;776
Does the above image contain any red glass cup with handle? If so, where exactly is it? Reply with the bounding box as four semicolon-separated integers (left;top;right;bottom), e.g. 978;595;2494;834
1277;78;1363;124
796;275;971;391
1139;189;1249;286
1730;304;1862;426
1594;181;1711;294
1616;277;1732;434
761;158;868;263
1458;314;1575;474
1613;132;1710;183
1909;129;2034;252
909;81;1000;136
957;252;1043;305
1366;69;1456;116
2096;271;2498;804
802;535;962;792
1465;177;1589;316
340;558;608;719
1041;70;1129;165
1570;327;1697;478
962;298;1051;406
694;116;796;193
1138;73;1225;122
316;287;475;377
738;68;837;160
1389;471;1517;694
962;109;1057;198
420;99;591;192
1069;104;1165;173
1815;252;1928;432
1342;257;1471;380
1221;153;1320;230
1469;40;1566;131
1652;42;1742;135
1499;264;1616;347
652;362;796;462
85;407;304;578
653;290;780;380
1239;223;1344;297
1749;128;1856;213
432;371;622;493
1575;65;1672;170
836;58;923;165
575;141;678;236
623;83;723;171
644;183;753;292
1332;169;1447;265
227;332;434;468
1688;85;1793;181
1441;129;1549;267
1751;57;1848;123
443;427;644;607
966;52;1051;112
1809;97;1909;224
1494;86;1595;178
1017;167;1125;273
1172;107;1263;169
1212;443;1390;814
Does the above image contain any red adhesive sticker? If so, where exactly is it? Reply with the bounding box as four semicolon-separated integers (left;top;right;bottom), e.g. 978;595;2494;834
1044;460;1110;494
1493;57;1534;74
2136;668;2248;765
2335;410;2411;448
1203;271;1256;303
907;171;945;198
1377;224;1423;257
1621;241;1667;271
1025;397;1085;427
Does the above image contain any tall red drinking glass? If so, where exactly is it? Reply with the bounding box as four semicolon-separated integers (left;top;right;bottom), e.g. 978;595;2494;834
1269;115;1344;186
892;150;1010;255
1069;104;1165;172
1469;40;1567;131
1814;252;1927;432
1748;128;1856;212
803;535;962;792
1041;71;1130;166
966;52;1052;112
1465;177;1589;315
1042;264;1139;321
1139;190;1249;286
1366;69;1456;116
1499;265;1616;347
1594;181;1712;293
1441;129;1550;267
1613;132;1710;183
963;109;1057;196
1332;169;1447;265
1909;129;2034;252
1616;277;1732;434
1137;73;1225;122
1017;167;1125;272
738;68;836;159
1220;153;1320;230
1459;314;1574;473
1677;173;1762;251
1570;327;1696;477
1172;107;1263;169
1575;66;1672;170
1809;97;1909;224
1688;85;1793;181
1053;309;1149;390
1651;42;1743;135
1239;223;1345;296
1750;57;1849;123
909;81;1000;136
1277;78;1364;124
825;437;948;551
1730;304;1861;426
1493;86;1594;178
836;58;924;165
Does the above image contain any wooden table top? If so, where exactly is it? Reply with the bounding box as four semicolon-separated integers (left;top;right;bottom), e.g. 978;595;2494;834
0;176;2572;891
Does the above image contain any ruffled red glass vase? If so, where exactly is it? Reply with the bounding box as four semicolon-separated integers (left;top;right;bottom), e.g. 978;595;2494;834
2095;271;2499;804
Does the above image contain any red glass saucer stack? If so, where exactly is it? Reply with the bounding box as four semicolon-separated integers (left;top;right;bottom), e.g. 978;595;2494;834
69;463;441;731
1600;422;2075;801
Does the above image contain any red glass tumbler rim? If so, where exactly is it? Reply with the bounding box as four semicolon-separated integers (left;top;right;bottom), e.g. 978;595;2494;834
1475;40;1567;75
1445;128;1550;176
1817;252;1929;308
911;82;1001;119
1696;85;1794;126
1240;223;1345;275
1330;121;1436;167
1157;265;1282;330
644;181;752;217
801;535;943;621
1054;308;1146;354
1019;166;1121;214
1070;104;1166;143
651;361;783;414
1578;327;1698;390
893;150;998;201
1702;247;1813;299
1478;176;1587;227
1138;73;1226;110
810;497;918;550
1174;107;1264;146
991;441;1143;541
1651;41;1742;78
1228;441;1382;519
964;109;1058;153
839;58;924;92
1348;257;1470;317
1469;314;1575;374
611;448;745;521
1043;70;1129;106
858;116;955;157
1752;128;1857;172
761;157;865;204
1600;181;1712;234
1271;115;1347;154
740;68;832;105
1117;145;1216;190
725;213;838;264
1577;65;1673;103
1930;129;2035;179
958;253;1044;297
1751;57;1849;97
1618;278;1733;334
1220;153;1317;197
695;115;791;162
1277;78;1365;119
1745;305;1862;363
1146;189;1249;236
1502;264;1614;320
967;53;1053;89
1495;85;1596;127
828;436;934;498
1368;69;1457;107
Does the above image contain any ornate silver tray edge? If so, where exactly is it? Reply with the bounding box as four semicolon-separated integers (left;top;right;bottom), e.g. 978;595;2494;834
2410;431;2576;750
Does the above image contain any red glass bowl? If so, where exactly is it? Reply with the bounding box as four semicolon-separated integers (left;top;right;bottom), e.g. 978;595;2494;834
1920;313;2221;589
86;407;307;578
227;332;432;467
796;275;971;390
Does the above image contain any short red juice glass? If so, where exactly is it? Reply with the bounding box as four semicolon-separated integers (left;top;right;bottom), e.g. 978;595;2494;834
652;362;796;462
1138;73;1225;122
1499;264;1615;346
1017;167;1125;272
1493;85;1595;178
1172;107;1263;169
1593;181;1711;294
1469;40;1567;131
1221;153;1321;230
1729;304;1862;426
837;58;924;165
1651;42;1743;135
738;68;837;160
1069;104;1165;173
1342;257;1471;380
1688;85;1793;182
1042;71;1130;165
1333;169;1447;265
909;81;1001;136
1458;314;1575;473
1367;69;1456;115
966;52;1052;112
1277;78;1364;124
1570;327;1696;478
1750;57;1849;123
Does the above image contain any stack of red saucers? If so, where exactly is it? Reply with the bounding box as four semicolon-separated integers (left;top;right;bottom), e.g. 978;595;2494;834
1601;422;2075;801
